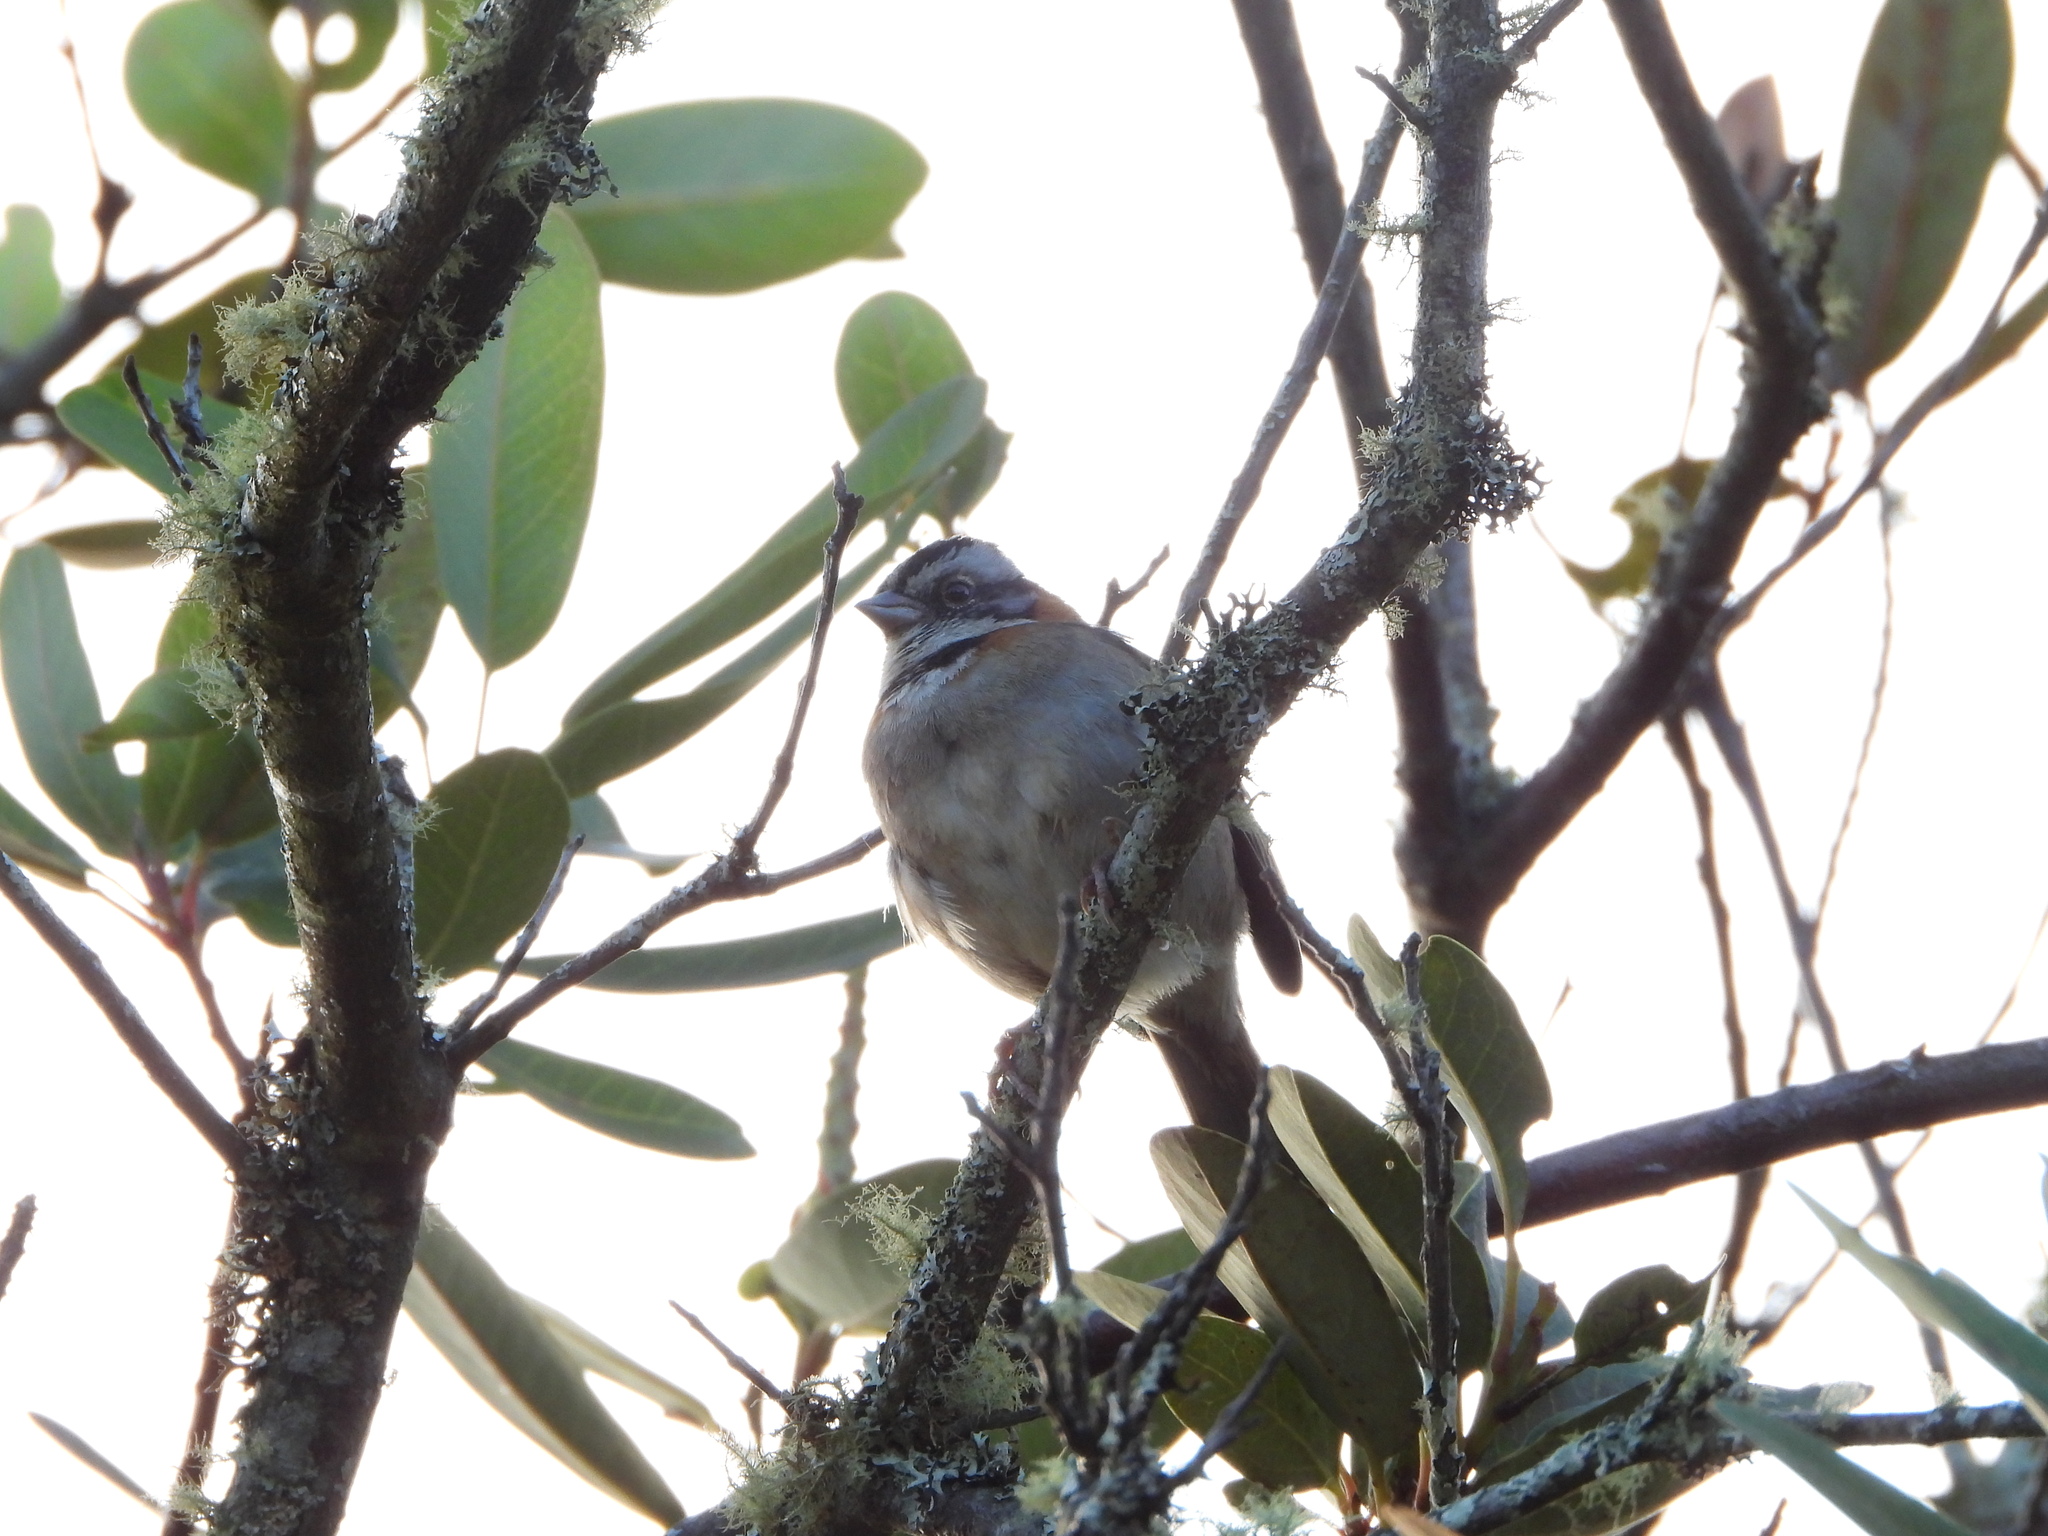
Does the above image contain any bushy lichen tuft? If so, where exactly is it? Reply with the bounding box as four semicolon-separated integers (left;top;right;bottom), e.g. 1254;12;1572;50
219;271;321;391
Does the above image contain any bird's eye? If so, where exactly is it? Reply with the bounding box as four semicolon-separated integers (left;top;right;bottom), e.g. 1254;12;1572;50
940;578;974;607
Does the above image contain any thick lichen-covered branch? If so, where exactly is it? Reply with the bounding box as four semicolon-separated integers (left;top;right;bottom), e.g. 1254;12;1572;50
133;4;655;1533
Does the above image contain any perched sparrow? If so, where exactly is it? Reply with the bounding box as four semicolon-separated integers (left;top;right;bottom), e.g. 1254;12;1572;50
857;537;1302;1136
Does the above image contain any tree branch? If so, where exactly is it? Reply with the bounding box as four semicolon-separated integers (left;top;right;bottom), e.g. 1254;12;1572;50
1;853;243;1165
1511;1036;2048;1231
1447;0;1828;923
0;1195;34;1301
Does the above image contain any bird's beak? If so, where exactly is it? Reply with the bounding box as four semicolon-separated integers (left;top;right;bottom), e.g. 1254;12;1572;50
856;593;925;635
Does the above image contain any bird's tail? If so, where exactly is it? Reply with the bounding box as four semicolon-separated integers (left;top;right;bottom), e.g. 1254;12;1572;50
1143;965;1264;1139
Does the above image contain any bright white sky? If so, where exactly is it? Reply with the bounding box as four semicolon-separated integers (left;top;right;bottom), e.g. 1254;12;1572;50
2;1;2046;1532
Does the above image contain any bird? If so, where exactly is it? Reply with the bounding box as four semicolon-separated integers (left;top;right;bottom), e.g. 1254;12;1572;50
856;536;1302;1137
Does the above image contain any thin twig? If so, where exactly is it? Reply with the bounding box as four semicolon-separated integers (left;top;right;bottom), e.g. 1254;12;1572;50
1722;187;2048;635
161;1290;235;1536
1404;935;1465;1509
1;853;242;1165
122;357;193;491
1097;546;1170;629
445;834;583;1037
1159;73;1412;661
671;1302;788;1407
323;75;421;163
1813;505;1896;925
1690;668;1956;1400
1358;69;1430;135
1662;714;1765;1285
1504;0;1585;67
0;1195;34;1300
729;466;863;869
448;828;884;1066
170;333;213;453
1168;1344;1288;1488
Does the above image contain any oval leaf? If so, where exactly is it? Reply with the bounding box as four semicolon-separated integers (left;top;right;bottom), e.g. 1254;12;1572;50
1824;0;2015;389
38;521;164;571
566;793;684;876
1267;1067;1492;1371
0;546;139;856
406;1209;684;1524
87;667;216;749
125;0;298;205
201;829;298;945
311;0;399;92
476;1037;752;1159
1152;1125;1421;1495
522;908;905;993
562;375;987;725
0;205;63;356
1796;1189;2048;1423
0;779;91;889
768;1158;958;1331
430;209;603;671
1094;1228;1202;1284
1715;1398;1973;1536
413;748;571;975
1572;1265;1710;1366
1076;1269;1343;1492
573;100;926;294
56;365;249;496
1418;936;1552;1235
836;292;973;443
521;1294;715;1427
370;499;444;726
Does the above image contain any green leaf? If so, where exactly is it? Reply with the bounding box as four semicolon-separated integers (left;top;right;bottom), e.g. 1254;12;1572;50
126;266;271;406
563;375;987;724
1953;280;2048;398
0;780;91;889
1094;1228;1202;1284
38;521;163;571
475;1037;752;1159
1716;1397;1973;1536
124;0;299;205
430;209;602;671
1796;1189;2048;1424
1266;1067;1492;1372
413;748;571;975
310;0;399;92
572;101;927;294
545;527;907;795
406;1209;684;1525
1478;1359;1667;1475
1344;915;1406;1012
836;292;973;443
768;1158;958;1331
1419;935;1552;1235
1824;0;2015;390
1075;1269;1343;1492
0;545;139;856
55;366;249;496
522;908;905;993
0;206;63;357
1152;1126;1421;1497
520;1293;716;1427
370;499;444;726
26;1412;161;1512
86;669;216;749
201;830;297;945
565;793;684;876
1572;1265;1710;1366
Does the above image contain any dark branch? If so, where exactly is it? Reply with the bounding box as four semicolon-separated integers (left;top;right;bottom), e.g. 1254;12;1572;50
449;829;884;1066
1511;1036;2048;1231
730;466;863;867
1098;546;1169;629
1452;0;1827;920
1;854;242;1165
447;835;582;1036
671;1302;789;1407
121;357;193;492
0;1195;34;1300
